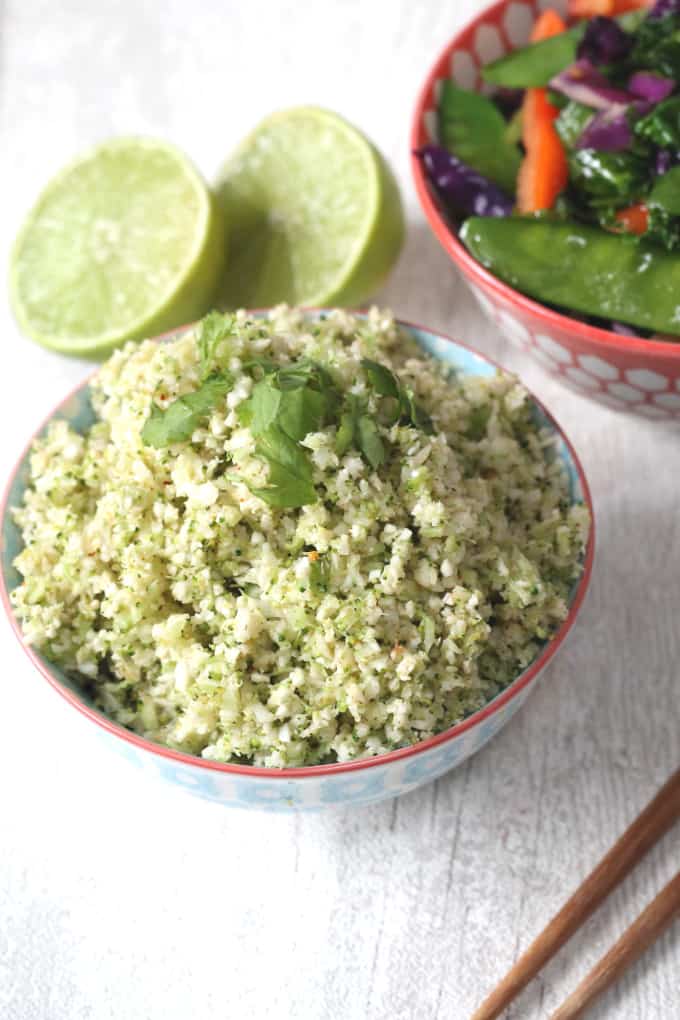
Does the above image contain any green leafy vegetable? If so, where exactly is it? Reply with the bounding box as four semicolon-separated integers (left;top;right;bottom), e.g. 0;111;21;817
504;109;524;147
356;415;386;470
238;356;339;508
629;12;680;80
361;358;434;434
438;80;521;193
335;394;388;467
482;26;583;88
277;387;327;441
242;378;281;434
649;166;680;216
402;388;434;434
141;373;232;447
240;357;338;441
335;395;361;456
646;169;680;251
242;356;277;375
361;358;401;398
460;215;680;336
251;426;317;508
645;205;680;251
276;358;336;393
197;312;235;380
555;102;594;151
635;97;680;151
481;10;645;89
567;149;649;209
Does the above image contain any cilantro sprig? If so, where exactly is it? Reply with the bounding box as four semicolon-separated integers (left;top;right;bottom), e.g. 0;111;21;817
141;373;233;447
141;314;236;448
198;311;235;378
361;359;434;434
238;358;339;507
335;394;386;470
140;313;438;508
249;427;317;508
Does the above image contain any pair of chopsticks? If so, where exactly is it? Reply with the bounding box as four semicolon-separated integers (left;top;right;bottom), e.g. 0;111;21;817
472;767;680;1020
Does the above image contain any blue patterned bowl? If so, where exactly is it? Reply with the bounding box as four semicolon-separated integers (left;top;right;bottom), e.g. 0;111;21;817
0;317;594;811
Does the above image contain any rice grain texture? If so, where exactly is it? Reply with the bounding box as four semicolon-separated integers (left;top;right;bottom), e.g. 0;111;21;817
11;308;589;766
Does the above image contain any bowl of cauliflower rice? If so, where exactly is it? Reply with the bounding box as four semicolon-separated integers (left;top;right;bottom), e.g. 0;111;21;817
1;307;593;811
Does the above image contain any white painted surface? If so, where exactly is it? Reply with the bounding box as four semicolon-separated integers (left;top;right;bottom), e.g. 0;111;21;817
1;2;678;1017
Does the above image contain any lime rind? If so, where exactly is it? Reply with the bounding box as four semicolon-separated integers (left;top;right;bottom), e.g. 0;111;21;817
215;107;404;309
10;137;226;358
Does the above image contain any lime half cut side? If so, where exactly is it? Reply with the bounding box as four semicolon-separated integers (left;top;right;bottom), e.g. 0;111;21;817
215;107;404;309
10;137;225;358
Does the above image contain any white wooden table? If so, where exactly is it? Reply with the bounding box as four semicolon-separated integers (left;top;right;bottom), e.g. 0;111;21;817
1;2;678;1018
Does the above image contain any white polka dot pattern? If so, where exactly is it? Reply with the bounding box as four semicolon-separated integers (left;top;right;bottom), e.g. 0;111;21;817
625;369;668;392
469;296;680;419
475;24;504;63
503;2;534;46
450;50;477;88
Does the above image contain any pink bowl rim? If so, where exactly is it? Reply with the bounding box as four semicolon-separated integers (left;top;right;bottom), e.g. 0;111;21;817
0;313;595;781
410;0;680;361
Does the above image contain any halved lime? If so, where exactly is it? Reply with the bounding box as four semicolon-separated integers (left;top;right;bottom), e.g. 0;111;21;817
215;107;404;308
9;138;225;358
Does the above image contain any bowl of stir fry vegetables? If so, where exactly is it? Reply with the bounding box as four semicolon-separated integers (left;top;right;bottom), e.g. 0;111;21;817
412;0;680;419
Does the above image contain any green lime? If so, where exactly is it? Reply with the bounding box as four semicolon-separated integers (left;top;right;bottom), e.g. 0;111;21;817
215;107;404;308
10;137;225;358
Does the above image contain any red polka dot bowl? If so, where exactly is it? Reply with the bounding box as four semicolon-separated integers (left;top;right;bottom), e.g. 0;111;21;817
411;0;680;420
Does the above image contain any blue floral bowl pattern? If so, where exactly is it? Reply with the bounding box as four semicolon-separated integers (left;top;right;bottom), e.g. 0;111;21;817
0;317;594;811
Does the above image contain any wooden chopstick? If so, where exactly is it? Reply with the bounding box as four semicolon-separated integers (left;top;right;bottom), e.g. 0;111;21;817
471;767;680;1020
549;870;680;1019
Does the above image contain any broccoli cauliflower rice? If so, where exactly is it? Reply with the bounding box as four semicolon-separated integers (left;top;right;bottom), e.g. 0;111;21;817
11;307;589;767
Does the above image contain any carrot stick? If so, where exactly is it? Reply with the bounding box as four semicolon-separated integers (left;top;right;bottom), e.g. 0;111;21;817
532;9;569;38
517;10;569;214
568;0;649;16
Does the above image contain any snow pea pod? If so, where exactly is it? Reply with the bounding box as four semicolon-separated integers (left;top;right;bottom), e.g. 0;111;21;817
482;11;647;89
438;81;521;193
460;216;680;335
482;27;584;88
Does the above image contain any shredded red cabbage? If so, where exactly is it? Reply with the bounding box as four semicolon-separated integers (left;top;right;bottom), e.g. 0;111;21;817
550;61;634;111
655;149;680;174
415;146;514;218
576;108;633;152
628;72;675;104
577;17;632;66
649;0;680;17
611;321;642;337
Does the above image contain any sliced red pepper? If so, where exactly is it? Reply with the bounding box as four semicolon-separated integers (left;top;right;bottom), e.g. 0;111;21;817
614;203;650;235
517;10;569;214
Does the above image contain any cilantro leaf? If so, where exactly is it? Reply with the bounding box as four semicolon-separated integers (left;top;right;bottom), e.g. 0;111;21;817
336;395;361;456
274;358;334;392
403;388;435;435
361;358;401;399
241;371;329;441
240;378;281;435
242;356;277;375
197;312;235;380
277;387;327;441
251;426;318;508
141;373;232;447
357;415;386;470
649;166;680;216
361;358;435;434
